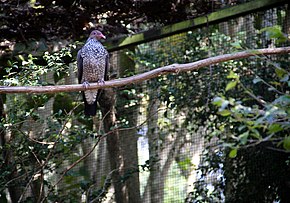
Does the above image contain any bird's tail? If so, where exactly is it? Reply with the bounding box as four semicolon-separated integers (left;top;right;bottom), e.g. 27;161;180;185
83;92;98;116
82;90;104;116
84;89;98;104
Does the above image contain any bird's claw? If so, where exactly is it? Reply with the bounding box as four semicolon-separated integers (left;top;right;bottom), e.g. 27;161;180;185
82;81;90;89
82;80;104;89
97;79;105;85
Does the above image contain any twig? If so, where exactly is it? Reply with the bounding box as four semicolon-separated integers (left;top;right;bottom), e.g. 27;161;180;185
40;135;103;203
1;47;290;94
54;137;102;186
14;127;55;145
38;103;81;203
17;171;38;203
40;103;80;170
239;82;267;106
39;101;165;201
88;169;118;203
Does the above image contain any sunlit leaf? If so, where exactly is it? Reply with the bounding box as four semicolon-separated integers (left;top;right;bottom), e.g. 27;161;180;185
283;136;290;151
268;123;283;134
269;81;281;86
227;70;239;79
229;148;237;158
177;157;194;171
275;67;287;79
225;81;238;91
212;96;223;106
218;110;231;116
231;41;242;49
260;25;288;43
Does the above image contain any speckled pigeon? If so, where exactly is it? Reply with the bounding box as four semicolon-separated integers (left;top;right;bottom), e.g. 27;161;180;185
77;30;109;116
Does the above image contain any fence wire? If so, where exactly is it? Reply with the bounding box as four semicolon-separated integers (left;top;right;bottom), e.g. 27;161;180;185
108;4;290;203
1;2;290;203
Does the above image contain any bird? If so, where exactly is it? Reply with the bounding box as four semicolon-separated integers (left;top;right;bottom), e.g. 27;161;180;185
77;30;109;116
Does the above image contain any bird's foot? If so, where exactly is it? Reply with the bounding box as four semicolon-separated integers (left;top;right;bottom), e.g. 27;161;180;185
82;81;90;89
97;79;105;85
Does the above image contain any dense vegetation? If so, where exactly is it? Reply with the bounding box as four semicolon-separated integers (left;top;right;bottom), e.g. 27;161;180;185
0;0;290;202
133;24;290;202
0;0;249;64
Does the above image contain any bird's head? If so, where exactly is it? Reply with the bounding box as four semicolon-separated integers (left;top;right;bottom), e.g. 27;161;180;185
89;30;106;40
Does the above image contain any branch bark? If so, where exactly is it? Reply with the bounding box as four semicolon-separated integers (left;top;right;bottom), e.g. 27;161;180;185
1;47;290;94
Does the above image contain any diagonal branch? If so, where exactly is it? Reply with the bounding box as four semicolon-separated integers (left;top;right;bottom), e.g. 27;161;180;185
1;47;290;94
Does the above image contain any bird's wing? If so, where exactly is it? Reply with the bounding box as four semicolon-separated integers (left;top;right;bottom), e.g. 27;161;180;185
77;49;83;84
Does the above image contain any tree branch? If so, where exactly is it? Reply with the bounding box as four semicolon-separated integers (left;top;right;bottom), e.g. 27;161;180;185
1;47;290;94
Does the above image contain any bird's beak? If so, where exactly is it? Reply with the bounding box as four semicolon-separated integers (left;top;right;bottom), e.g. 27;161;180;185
101;34;106;39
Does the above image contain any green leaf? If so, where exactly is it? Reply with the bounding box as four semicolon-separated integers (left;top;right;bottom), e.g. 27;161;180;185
231;42;242;49
229;148;237;158
260;25;288;43
268;123;283;134
275;67;287;79
283;136;290;151
213;97;230;110
225;80;238;91
7;60;12;66
218;110;231;116
212;96;223;107
250;128;262;139
238;131;249;145
177;157;194;171
227;70;239;79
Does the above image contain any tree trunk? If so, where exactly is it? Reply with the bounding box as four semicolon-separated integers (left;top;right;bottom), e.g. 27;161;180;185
146;91;163;203
118;48;141;203
99;87;125;203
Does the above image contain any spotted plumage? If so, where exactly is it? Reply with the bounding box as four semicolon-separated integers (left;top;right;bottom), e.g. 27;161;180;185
77;30;109;116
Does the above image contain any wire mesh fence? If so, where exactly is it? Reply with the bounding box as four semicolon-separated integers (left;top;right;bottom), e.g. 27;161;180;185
1;2;290;203
106;3;290;203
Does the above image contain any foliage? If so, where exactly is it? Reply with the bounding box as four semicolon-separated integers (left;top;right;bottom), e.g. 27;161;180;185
132;28;241;202
0;44;104;202
1;39;154;202
0;0;244;42
1;4;290;202
213;67;289;152
2;43;76;87
132;21;290;202
186;29;290;202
